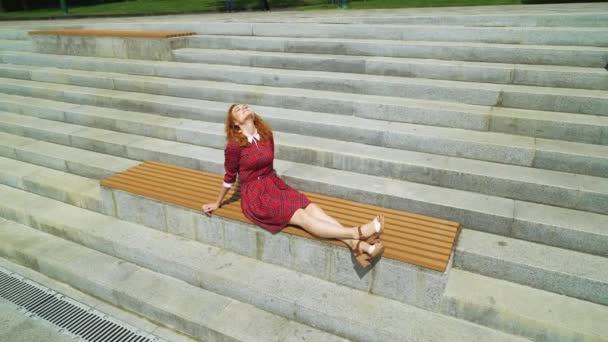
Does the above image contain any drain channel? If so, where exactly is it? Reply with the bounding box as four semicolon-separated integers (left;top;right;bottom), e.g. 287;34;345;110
0;266;165;342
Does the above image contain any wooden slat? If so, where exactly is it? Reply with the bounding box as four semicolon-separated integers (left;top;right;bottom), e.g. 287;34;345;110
101;161;461;272
28;29;195;39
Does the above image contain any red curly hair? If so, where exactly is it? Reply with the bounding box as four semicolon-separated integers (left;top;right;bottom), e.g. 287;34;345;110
225;104;273;147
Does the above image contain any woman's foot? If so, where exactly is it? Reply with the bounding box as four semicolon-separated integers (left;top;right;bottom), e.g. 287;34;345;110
345;237;371;267
367;240;385;259
354;215;384;241
345;237;384;267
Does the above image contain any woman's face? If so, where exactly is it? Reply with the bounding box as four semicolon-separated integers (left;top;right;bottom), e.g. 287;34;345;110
232;104;254;126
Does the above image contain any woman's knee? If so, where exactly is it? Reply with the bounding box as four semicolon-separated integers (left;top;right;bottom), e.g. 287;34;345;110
306;203;331;220
290;208;309;226
305;203;322;215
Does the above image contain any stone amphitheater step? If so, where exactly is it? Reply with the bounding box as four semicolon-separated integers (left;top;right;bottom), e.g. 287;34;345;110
0;147;453;309
0;156;107;214
243;12;608;27
0;39;31;52
0;257;198;342
5;49;607;92
0;188;527;342
2;137;605;315
85;22;608;47
0;80;606;178
454;229;608;306
2;58;607;146
0;132;139;180
1;129;607;262
0;112;606;258
0;137;605;337
442;269;608;341
1;57;606;116
0;219;348;342
0;4;608;340
186;35;608;68
1;94;606;215
0;30;30;40
172;49;608;91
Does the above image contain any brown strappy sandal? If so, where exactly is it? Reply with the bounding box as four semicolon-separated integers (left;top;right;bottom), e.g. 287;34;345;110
353;239;372;268
367;239;385;260
350;226;371;268
359;219;386;262
359;215;385;243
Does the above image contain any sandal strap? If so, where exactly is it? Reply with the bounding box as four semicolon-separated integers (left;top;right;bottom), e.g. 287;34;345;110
357;226;371;241
354;239;362;257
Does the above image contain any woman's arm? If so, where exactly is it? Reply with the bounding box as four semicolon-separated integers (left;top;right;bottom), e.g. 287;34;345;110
202;141;241;215
269;133;274;153
202;185;231;216
214;186;231;207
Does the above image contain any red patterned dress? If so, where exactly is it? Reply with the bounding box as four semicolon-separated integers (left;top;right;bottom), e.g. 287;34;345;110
223;134;311;233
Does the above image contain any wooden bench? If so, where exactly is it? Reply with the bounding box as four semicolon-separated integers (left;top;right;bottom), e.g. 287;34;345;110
28;29;195;39
100;161;461;272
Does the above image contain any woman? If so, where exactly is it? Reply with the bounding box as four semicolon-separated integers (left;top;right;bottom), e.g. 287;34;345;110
202;104;385;267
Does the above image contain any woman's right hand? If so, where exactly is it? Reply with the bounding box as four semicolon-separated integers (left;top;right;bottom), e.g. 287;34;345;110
201;201;220;216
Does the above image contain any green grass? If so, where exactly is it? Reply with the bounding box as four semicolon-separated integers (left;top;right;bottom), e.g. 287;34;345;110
0;0;525;19
0;0;233;19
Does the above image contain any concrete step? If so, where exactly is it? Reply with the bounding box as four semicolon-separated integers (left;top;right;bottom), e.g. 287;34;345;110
2;54;607;117
77;19;608;47
186;35;608;68
86;21;608;47
199;23;608;47
0;115;606;257
0;219;347;342
0;30;30;40
0;39;31;52
0;189;528;342
1;94;606;215
0;142;604;320
252;12;608;27
3;58;606;117
0;156;108;215
0;153;453;310
441;269;608;342
0;257;198;342
0;132;139;180
1;82;607;178
2;59;607;146
172;48;608;91
1;131;607;265
454;229;608;306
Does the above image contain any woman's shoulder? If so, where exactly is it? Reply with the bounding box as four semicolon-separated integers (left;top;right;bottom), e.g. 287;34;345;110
225;139;242;151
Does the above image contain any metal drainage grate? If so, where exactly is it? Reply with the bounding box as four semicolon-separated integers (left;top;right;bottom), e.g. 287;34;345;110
0;266;165;342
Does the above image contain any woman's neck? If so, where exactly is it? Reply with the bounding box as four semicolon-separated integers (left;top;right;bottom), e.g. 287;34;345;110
240;120;256;136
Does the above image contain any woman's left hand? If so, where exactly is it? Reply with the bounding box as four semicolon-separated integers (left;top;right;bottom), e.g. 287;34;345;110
202;202;219;216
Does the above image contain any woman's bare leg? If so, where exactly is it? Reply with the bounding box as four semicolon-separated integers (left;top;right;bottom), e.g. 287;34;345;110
289;206;373;253
289;207;353;239
304;203;342;226
304;203;379;242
